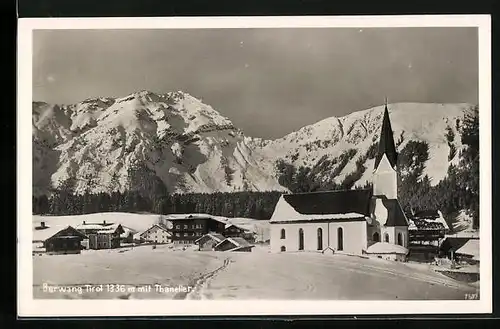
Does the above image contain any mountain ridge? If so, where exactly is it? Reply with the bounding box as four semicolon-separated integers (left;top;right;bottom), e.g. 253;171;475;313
32;90;477;197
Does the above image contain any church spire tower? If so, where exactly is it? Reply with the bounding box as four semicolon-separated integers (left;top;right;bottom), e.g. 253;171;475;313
373;100;398;199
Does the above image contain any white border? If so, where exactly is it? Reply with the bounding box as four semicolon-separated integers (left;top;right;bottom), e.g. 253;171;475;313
18;15;492;317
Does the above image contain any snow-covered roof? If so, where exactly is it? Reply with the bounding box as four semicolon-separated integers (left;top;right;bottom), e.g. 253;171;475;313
164;213;228;224
365;242;408;255
224;223;250;231
33;224;68;242
214;237;254;249
139;224;171;237
32;225;85;242
456;239;479;260
273;213;368;223
194;233;225;244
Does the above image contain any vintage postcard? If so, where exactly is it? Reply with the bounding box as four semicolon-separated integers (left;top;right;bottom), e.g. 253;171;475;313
18;15;491;317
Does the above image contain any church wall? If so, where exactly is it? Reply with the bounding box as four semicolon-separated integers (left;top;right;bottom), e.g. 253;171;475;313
270;221;366;254
394;226;409;248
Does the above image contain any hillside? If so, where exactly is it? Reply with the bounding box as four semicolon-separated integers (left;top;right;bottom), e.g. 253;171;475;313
32;90;477;197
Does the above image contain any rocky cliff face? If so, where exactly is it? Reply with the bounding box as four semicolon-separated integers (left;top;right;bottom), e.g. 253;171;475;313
32;90;476;196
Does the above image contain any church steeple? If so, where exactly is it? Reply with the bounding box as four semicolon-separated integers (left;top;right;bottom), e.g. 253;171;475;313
374;100;398;171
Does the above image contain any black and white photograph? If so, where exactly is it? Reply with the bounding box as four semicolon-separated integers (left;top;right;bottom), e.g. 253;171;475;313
18;15;491;316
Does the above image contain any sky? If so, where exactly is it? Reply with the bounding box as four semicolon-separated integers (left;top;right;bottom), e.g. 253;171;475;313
33;27;478;139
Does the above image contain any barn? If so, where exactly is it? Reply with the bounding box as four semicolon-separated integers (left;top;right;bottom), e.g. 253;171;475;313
214;237;255;252
43;226;88;255
194;233;226;251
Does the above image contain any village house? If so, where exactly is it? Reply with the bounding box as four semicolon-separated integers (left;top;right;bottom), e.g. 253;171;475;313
214;237;255;252
455;239;479;265
270;104;409;260
407;209;448;261
75;220;124;249
439;236;479;261
139;224;172;244
223;223;255;242
194;233;226;251
166;215;226;244
120;226;137;244
42;226;88;255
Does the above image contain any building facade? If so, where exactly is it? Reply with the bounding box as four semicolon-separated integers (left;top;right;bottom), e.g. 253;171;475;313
44;226;87;254
270;104;409;259
76;221;124;249
167;215;226;244
140;224;172;244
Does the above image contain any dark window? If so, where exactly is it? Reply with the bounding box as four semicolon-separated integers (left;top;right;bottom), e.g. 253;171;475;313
280;246;286;252
280;229;286;239
298;228;304;250
317;228;323;250
373;232;380;242
384;233;389;243
397;233;403;246
337;227;344;251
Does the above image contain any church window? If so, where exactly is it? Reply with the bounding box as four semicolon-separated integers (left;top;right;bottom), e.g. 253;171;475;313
373;232;380;242
280;246;286;252
280;228;286;239
384;233;389;243
298;228;304;250
397;233;403;246
317;228;323;250
337;227;344;251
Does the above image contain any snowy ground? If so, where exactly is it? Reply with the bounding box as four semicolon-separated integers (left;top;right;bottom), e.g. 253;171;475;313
33;244;477;300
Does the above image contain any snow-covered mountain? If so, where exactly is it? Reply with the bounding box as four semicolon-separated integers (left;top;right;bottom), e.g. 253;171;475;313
32;90;476;196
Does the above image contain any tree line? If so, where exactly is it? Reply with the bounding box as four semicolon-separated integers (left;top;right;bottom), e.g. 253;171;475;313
33;190;283;220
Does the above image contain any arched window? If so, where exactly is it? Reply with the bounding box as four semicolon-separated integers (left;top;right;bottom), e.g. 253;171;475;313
397;232;403;246
384;233;389;243
298;228;304;250
280;246;286;252
280;228;286;239
337;227;344;251
373;232;380;242
317;228;323;250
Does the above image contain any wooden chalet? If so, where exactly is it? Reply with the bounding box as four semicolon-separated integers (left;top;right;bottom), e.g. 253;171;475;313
194;233;226;251
223;223;255;242
44;226;88;254
407;209;448;261
214;237;255;252
166;215;226;244
75;220;124;249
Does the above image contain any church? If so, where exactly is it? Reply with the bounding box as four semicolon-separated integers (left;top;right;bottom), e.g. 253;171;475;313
269;104;409;261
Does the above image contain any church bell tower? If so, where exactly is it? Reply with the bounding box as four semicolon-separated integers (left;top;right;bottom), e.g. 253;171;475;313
372;100;398;200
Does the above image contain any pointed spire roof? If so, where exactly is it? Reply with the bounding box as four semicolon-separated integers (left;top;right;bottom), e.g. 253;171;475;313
374;102;398;170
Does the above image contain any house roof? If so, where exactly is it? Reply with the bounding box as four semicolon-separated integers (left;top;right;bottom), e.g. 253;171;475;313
381;198;409;227
374;105;398;170
194;233;225;244
409;219;446;231
224;223;249;231
139;224;171;237
282;189;372;216
439;237;474;252
413;209;440;219
165;214;228;224
366;242;408;255
45;226;88;242
228;245;255;252
456;239;479;260
215;237;253;249
120;226;137;238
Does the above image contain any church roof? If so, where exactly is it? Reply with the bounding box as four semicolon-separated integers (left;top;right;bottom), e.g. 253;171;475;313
374;105;398;170
381;198;408;227
283;189;372;216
